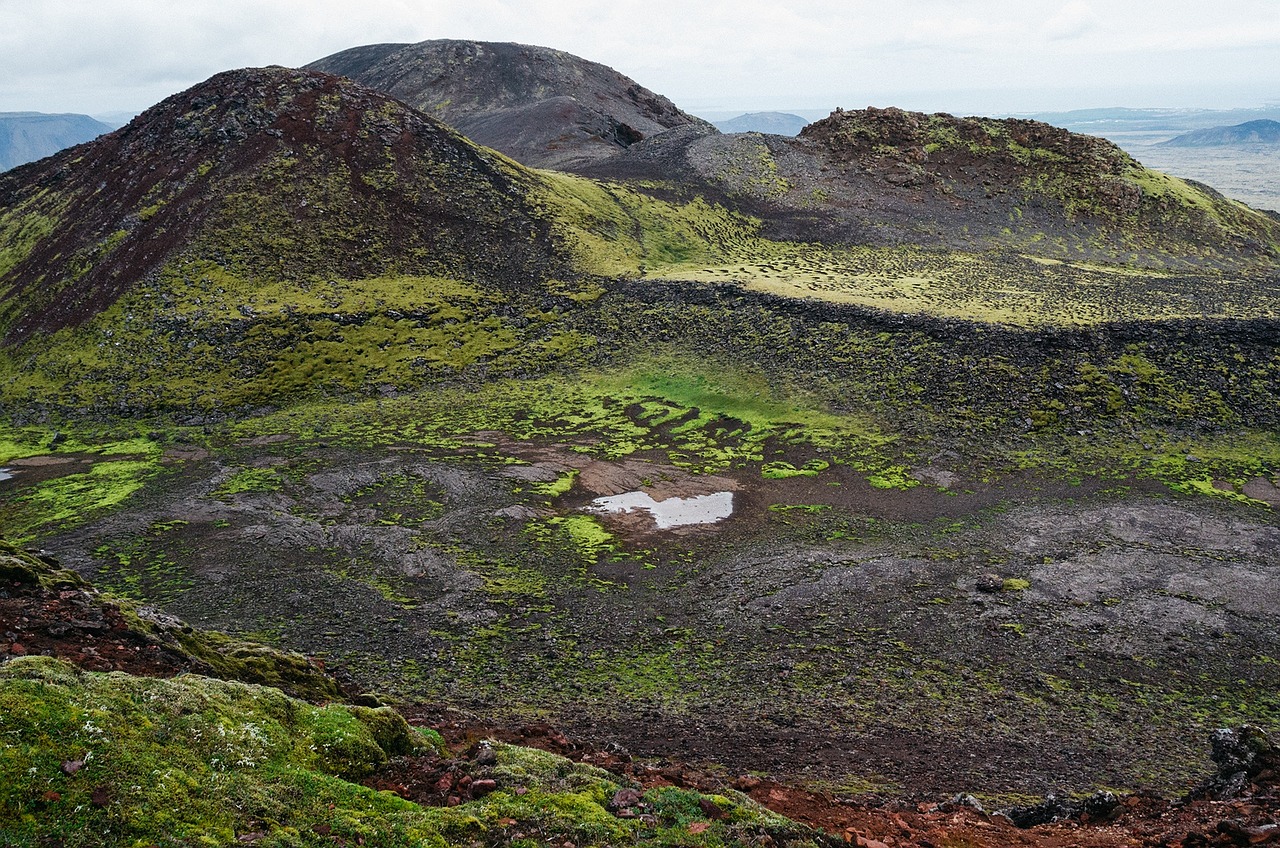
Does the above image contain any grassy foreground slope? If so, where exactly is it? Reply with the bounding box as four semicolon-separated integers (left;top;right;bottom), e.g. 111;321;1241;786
1;658;818;848
0;544;824;848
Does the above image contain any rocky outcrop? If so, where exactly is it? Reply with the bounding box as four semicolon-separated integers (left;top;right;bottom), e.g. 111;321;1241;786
1190;726;1279;801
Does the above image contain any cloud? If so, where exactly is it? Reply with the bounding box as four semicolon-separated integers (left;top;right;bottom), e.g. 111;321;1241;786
1042;2;1100;41
901;15;1021;49
0;0;1277;116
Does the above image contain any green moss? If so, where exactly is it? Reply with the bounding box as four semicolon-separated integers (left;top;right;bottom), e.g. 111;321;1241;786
0;658;427;847
0;660;818;848
0;210;57;281
533;171;768;277
543;515;616;565
762;460;829;479
1;459;161;545
215;467;285;498
172;630;345;703
534;469;579;498
865;466;920;490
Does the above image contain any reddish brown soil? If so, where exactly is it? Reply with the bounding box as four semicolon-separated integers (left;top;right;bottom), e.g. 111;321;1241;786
0;565;191;676
386;704;1280;848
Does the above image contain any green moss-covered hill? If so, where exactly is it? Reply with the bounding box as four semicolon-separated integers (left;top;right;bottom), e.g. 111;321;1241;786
795;108;1280;264
2;65;1280;418
576;106;1280;270
0;66;573;348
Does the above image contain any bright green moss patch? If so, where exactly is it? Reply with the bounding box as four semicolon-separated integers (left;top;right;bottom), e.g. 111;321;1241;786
215;467;285;498
864;466;920;490
534;469;579;498
538;515;617;566
762;460;829;479
2;460;160;545
0;659;820;848
0;427;167;544
534;171;768;277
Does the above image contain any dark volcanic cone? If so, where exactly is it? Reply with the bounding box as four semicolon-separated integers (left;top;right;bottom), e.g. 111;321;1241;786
307;39;713;169
0;66;570;345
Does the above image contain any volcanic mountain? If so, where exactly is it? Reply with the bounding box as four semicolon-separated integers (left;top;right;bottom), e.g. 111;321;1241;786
4;65;1280;414
306;39;712;169
0;66;572;347
307;40;1280;267
581;105;1280;266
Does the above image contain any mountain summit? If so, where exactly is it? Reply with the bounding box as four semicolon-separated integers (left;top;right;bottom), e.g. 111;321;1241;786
306;39;712;169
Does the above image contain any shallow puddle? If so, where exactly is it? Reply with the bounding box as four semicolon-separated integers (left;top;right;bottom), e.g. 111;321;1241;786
588;491;734;529
0;468;11;482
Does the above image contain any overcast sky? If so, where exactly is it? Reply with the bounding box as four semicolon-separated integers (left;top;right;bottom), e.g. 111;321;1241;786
2;0;1278;119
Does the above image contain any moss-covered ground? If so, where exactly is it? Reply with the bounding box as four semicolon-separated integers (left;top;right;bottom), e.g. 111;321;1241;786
3;332;1277;796
0;657;821;847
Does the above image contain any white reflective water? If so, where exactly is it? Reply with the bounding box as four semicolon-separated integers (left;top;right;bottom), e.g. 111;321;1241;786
0;468;11;482
588;491;734;529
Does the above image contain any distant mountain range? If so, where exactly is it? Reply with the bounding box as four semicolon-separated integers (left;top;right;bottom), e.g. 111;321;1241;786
712;112;808;136
1159;119;1280;147
1024;106;1280;136
0;111;113;171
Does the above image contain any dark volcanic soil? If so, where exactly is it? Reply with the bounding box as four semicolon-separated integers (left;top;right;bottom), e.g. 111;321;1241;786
11;433;1276;799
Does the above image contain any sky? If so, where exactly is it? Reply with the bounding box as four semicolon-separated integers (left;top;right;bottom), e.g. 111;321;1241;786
1;0;1278;120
